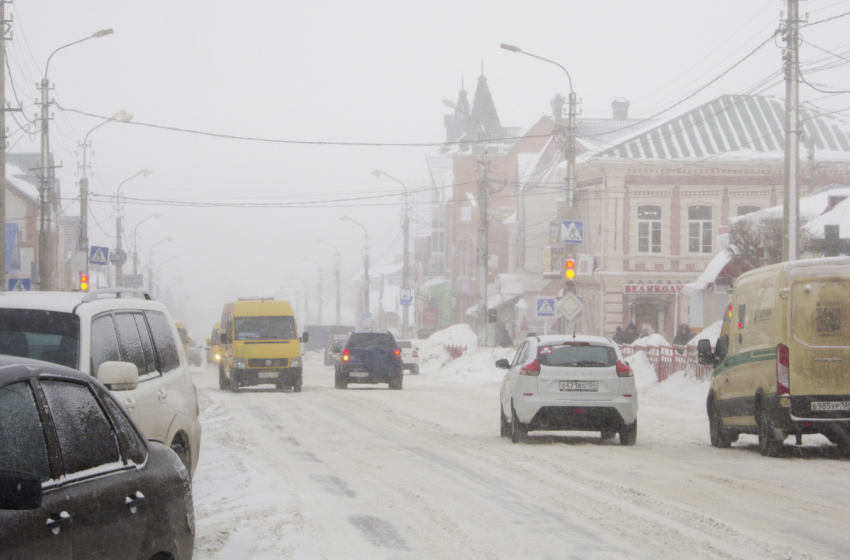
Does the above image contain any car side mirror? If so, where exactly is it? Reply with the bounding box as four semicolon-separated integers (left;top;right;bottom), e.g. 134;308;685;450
301;332;310;343
0;469;42;510
495;358;510;369
205;338;210;346
697;339;718;366
97;361;140;391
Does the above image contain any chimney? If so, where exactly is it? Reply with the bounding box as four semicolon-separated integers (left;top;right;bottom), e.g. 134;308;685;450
612;97;630;120
551;94;565;125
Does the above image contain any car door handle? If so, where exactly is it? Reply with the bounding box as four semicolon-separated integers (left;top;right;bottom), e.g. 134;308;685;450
157;388;168;403
125;491;146;514
123;397;137;413
46;512;71;535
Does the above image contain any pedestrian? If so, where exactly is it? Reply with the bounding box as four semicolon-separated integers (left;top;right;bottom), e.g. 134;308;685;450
612;326;626;344
622;323;639;344
673;323;694;351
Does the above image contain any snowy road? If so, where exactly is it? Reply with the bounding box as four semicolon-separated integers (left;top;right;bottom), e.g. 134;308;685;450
188;354;849;560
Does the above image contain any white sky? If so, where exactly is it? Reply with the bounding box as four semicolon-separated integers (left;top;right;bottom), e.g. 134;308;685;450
8;0;850;337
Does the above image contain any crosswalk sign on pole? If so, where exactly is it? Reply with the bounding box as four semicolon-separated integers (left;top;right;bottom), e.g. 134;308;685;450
535;297;556;319
8;278;30;291
90;246;109;266
560;220;584;244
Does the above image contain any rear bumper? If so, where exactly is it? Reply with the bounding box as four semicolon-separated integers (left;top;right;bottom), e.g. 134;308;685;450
339;364;402;383
233;367;302;387
766;394;850;433
514;394;638;431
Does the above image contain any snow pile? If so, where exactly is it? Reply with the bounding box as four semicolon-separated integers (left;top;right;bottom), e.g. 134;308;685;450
418;343;453;373
632;333;671;348
640;370;709;417
627;350;657;389
689;320;722;349
431;346;515;384
417;323;480;373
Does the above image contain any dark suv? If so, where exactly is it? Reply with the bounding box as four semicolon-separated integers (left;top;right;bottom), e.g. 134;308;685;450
335;332;402;390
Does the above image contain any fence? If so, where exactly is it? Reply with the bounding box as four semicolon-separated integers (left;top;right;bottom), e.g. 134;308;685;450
442;344;467;359
619;344;713;382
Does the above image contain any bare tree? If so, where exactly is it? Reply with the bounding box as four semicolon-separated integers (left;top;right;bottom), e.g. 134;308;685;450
729;217;818;267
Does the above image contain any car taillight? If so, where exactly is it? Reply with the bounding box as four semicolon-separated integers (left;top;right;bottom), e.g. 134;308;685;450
520;360;541;376
776;344;790;395
343;348;350;362
412;350;418;358
615;360;633;378
394;348;401;360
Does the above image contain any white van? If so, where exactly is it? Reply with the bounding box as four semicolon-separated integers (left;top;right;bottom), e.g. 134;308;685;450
699;257;850;456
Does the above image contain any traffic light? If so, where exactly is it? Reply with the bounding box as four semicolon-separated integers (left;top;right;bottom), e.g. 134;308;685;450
79;273;89;292
564;258;576;280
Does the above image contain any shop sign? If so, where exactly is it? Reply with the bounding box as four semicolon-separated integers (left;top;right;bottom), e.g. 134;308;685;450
623;283;684;295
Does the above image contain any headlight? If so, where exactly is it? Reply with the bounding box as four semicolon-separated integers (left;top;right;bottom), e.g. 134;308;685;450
234;358;246;369
214;353;221;361
290;357;302;367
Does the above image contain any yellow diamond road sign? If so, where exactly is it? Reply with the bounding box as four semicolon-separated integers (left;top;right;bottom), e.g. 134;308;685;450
556;293;584;321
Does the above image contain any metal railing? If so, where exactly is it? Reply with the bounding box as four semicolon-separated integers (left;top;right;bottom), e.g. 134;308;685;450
619;344;713;382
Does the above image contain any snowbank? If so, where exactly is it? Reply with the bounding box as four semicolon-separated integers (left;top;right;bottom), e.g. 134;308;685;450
430;346;515;384
627;350;657;389
424;323;479;350
632;333;671;348
689;320;723;349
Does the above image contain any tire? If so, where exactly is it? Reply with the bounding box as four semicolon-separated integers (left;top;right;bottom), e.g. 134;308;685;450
601;431;616;440
230;370;240;393
620;420;637;446
511;402;527;443
335;369;347;389
170;438;191;474
708;400;733;448
219;365;229;390
390;375;403;390
500;406;510;437
412;365;419;375
294;377;302;392
757;405;784;457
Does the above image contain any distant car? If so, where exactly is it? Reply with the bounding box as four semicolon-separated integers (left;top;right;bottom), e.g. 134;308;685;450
324;335;345;366
335;331;403;390
187;340;204;367
397;339;419;374
0;356;195;559
497;334;638;444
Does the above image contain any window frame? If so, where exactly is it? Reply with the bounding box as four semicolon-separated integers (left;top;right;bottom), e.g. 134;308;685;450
688;205;713;254
637;205;663;254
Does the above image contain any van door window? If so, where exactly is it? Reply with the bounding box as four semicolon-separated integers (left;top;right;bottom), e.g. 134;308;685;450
113;313;151;378
91;314;121;377
145;311;181;373
133;314;159;378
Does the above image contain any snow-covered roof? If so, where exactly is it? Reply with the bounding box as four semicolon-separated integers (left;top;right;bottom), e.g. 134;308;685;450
465;293;520;317
6;161;39;203
731;185;850;226
686;250;733;291
596;95;850;161
803;192;850;238
496;273;523;295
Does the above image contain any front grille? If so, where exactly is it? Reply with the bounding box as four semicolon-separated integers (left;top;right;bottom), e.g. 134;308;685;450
248;358;288;368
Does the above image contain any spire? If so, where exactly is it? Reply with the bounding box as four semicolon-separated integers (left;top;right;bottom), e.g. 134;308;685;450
470;63;503;138
445;75;473;144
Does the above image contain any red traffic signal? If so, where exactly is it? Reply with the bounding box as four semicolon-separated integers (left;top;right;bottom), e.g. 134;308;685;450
564;258;576;280
79;273;89;291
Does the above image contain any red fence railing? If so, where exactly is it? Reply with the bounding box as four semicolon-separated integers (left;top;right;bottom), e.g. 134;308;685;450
619;344;713;382
442;344;467;359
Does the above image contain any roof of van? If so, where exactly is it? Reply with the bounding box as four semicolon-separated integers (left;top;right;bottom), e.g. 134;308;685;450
739;256;850;282
232;298;294;316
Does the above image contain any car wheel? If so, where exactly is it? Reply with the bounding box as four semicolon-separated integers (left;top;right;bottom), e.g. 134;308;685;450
390;375;403;390
620;420;637;446
171;438;191;474
708;400;733;448
230;371;240;393
757;405;784;457
500;406;510;437
219;365;229;390
601;431;615;440
511;402;527;443
294;378;302;392
335;369;347;389
412;365;419;375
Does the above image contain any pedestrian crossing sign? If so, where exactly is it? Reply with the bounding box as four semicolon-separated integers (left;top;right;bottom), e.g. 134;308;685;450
90;246;109;265
8;278;30;291
536;297;556;318
560;220;584;244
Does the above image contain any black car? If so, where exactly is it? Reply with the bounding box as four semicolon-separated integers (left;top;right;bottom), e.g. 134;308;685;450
0;356;194;559
335;331;403;390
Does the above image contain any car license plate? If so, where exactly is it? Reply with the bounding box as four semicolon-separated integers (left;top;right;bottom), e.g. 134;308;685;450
350;372;369;378
258;371;278;379
559;381;598;392
811;401;850;411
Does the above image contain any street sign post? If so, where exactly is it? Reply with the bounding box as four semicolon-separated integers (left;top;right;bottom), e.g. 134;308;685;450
399;287;413;306
89;246;109;266
535;297;556;319
560;220;584;244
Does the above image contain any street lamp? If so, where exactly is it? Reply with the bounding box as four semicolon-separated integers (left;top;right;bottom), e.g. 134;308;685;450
371;169;411;338
316;239;341;325
340;215;370;327
288;276;309;325
38;28;114;291
302;257;323;325
78;110;133;280
114;169;153;287
148;237;174;293
132;213;161;277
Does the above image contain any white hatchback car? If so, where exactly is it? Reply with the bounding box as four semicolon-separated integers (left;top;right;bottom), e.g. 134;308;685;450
497;334;638;444
0;289;202;476
397;339;419;374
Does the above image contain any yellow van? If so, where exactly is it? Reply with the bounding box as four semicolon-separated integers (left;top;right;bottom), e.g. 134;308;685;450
219;298;308;392
699;257;850;456
207;322;221;363
174;321;190;361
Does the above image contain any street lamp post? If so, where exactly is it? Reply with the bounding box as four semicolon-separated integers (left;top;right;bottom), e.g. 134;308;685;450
114;169;153;287
316;240;341;325
371;169;411;339
302;257;323;325
288;276;309;325
79;110;133;280
340;216;370;328
154;257;178;298
132;213;161;277
39;28;114;291
148;237;174;294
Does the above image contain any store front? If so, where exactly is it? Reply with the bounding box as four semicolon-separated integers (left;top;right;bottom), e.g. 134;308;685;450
622;282;686;340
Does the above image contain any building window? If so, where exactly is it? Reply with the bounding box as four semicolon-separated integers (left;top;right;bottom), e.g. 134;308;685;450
637;205;662;254
688;205;712;253
737;205;760;217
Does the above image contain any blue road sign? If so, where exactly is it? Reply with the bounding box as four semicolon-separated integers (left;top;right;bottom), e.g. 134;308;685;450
560;220;584;244
400;287;413;306
536;297;556;318
90;246;109;265
9;278;30;291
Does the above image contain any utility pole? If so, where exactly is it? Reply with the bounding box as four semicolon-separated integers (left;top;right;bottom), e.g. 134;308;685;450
477;143;490;346
39;68;53;290
782;0;801;262
0;1;7;292
335;255;340;325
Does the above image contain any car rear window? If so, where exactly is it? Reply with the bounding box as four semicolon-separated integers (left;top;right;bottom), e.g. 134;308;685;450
536;343;617;367
346;333;396;348
0;309;80;368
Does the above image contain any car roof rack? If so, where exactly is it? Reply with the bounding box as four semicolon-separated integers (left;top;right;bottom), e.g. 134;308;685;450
80;288;153;303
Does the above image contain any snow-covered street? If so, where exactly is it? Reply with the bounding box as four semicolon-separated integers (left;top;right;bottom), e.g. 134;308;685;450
188;349;849;560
